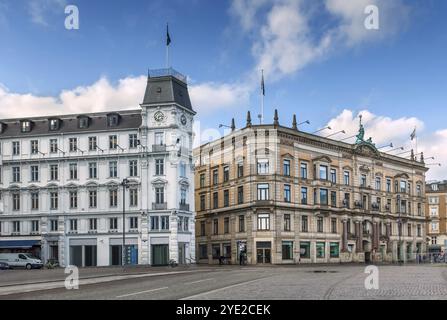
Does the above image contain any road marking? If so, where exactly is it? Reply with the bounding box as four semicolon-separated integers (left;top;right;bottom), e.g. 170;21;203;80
116;286;168;298
180;277;268;300
184;278;214;285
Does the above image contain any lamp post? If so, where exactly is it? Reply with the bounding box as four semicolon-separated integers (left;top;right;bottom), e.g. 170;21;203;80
397;194;402;265
121;178;130;266
325;130;346;138
313;126;331;134
298;120;310;128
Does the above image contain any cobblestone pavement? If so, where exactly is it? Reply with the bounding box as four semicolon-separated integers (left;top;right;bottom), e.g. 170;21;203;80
2;264;447;300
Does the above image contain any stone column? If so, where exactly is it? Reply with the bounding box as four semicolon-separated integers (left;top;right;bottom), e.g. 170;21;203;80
342;219;348;252
355;221;362;253
386;222;392;253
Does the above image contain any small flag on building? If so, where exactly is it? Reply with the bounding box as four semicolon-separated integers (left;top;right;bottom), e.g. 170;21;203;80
166;24;171;46
410;127;416;141
261;70;265;96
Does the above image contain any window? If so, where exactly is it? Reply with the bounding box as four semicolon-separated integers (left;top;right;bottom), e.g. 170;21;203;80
129;160;138;177
183;217;190;232
301;187;308;205
69;163;78;180
30;165;39;182
109;218;118;231
319;165;328;180
49;119;60;131
300;242;310;259
331;218;337;233
330;169;336;183
161;216;169;230
237;163;244;178
283;159;291;176
89;219;97;231
31;220;39;233
407;224;412;237
223;190;230;207
21;121;31;133
431;184;439;191
212;244;221;259
88;137;97;151
239;215;245;232
223;166;229;182
360;174;367;187
375;177;381;191
69;138;77;152
69;191;78;209
50;220;58;232
109;189;118;207
69;219;78;232
12;193;20;211
343;193;350;208
89;190;97;208
50;139;58;153
317;216;324;233
31;192;39;210
179;162;186;178
331;191;337;207
50;192;58;210
330;243;339;258
129;189;138;207
12;141;20;155
12;166;21;182
130;217;138;230
155;159;164;175
109;161;117;178
213;219;218;235
78;117;89;129
89;162;97;179
200;194;206;211
257;184;269;200
180;188;187;205
257;214;270;230
224;217;230;234
316;242;325;258
199;244;208;259
212;169;218;185
200;173;205;188
417;224;422;237
282;241;293;260
50;164;58;181
213;192;218;209
400;180;407;193
237;186;244;204
150;216;159;230
416;184;422;197
301;163;308;179
30;140;39;154
155;187;164;204
107;114;119;127
432;222;438;232
257;159;269;174
386;178;392;192
344;171;350;185
284;214;291;231
109;135;118;149
418;203;422;216
200;221;206;236
155;132;164;145
301;216;308;232
129;134;138;149
320;189;328;205
12;221;20;233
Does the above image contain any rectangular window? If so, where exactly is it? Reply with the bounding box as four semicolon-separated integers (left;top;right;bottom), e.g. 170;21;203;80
330;169;336;183
155;187;164;204
284;214;291;231
31;220;39;233
224;217;230;234
12;141;20;155
200;221;206;236
301;163;308;179
223;166;229;182
12;166;21;182
199;173;205;188
129;134;138;149
69;191;78;209
223;190;229;207
284;184;291;203
109;161;117;178
316;242;325;258
109;218;118;231
257;184;269;200
301;187;308;205
317;217;324;233
130;217;138;230
69;219;78;232
257;159;269;174
319;165;328;180
109;135;118;149
89;218;97;231
89;190;97;208
375;177;381;191
150;216;159;230
31;192;39;210
161;216;169;230
301;216;308;232
129;160;138;177
155;132;164;145
200;194;206;211
282;241;293;260
50;139;58;153
283;159;291;176
237;186;244;204
213;219;218;235
12;193;20;211
50;192;58;210
386;179;392;192
239;215;245;232
212;169;218;185
30;140;39;154
69;138;77;152
300;242;310;259
88;162;97;179
330;243;339;258
361;174;367;187
155;159;164;175
320;189;328;205
331;218;337;233
257;214;270;231
344;171;350;185
30;165;39;182
400;180;407;193
109;189;118;207
50;164;58;181
199;244;208;259
88;136;97;151
213;192;218;209
69;163;78;180
12;221;20;233
50;220;58;232
331;191;337;207
237;163;244;178
129;189;138;207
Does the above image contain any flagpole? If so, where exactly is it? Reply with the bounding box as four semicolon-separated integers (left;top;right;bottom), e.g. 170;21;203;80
166;44;169;69
261;69;264;124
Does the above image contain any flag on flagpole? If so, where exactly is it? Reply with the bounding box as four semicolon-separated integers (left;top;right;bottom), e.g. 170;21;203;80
166;24;171;46
261;70;265;96
410;127;416;141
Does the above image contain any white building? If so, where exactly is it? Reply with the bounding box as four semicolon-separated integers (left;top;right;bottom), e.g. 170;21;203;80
0;68;196;267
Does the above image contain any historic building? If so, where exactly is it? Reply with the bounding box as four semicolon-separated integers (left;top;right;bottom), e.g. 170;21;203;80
194;111;428;264
426;181;447;252
0;68;196;267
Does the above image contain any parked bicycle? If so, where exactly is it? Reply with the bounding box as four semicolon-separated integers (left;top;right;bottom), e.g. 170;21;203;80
168;259;178;268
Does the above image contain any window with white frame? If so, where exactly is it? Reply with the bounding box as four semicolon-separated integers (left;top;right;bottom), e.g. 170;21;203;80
88;136;97;151
129;160;138;177
69;163;78;180
88;162;97;179
257;214;270;230
257;184;269;200
257;159;269;174
130;217;138;230
155;159;164;175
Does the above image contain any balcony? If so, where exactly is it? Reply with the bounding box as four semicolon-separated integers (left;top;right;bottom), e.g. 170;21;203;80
179;203;190;211
152;144;167;152
152;202;167;210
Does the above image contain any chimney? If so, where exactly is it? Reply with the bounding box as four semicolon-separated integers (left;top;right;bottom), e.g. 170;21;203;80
292;114;298;130
246;111;252;128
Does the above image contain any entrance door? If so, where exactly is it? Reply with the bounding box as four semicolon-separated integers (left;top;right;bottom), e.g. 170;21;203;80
178;243;186;265
256;242;272;264
70;246;82;267
110;245;122;266
152;245;169;266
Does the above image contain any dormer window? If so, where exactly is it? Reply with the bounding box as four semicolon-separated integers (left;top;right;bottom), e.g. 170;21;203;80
78;116;90;129
107;114;120;127
20;120;32;133
49;119;60;131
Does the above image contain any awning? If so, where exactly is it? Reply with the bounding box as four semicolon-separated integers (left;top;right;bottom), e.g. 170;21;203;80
0;240;41;249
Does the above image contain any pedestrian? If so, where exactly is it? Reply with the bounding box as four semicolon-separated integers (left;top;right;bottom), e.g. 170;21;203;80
239;252;244;265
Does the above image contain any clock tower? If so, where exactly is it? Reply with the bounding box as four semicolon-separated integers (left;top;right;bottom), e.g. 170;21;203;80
139;68;196;265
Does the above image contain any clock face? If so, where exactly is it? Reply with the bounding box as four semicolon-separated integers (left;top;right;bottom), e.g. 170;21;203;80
154;111;165;122
180;114;187;126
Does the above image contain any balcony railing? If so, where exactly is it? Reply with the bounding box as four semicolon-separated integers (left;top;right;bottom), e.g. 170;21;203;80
152;202;167;210
152;144;167;152
148;68;187;83
179;203;190;211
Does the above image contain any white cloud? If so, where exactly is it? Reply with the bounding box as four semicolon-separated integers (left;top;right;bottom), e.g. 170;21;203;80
189;82;250;112
28;0;66;26
325;109;445;180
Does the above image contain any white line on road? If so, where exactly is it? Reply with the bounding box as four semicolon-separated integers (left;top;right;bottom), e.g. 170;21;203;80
116;286;169;298
180;277;269;300
184;278;214;285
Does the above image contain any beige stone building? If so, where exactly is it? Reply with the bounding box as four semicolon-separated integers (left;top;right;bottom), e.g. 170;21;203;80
194;111;428;264
426;181;447;252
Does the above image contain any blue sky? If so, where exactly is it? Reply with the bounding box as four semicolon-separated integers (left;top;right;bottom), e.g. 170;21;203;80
0;0;446;178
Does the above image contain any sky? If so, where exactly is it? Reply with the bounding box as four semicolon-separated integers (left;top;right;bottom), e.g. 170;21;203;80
0;0;446;179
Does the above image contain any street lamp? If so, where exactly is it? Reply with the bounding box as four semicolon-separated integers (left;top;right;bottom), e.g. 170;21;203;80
325;130;345;138
121;178;130;266
387;146;404;153
313;126;331;134
377;143;393;150
340;134;357;142
298;120;310;128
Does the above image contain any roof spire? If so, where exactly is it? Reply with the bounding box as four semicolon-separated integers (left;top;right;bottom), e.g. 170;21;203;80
231;118;236;132
292;114;298;130
273;109;279;127
246;111;252;128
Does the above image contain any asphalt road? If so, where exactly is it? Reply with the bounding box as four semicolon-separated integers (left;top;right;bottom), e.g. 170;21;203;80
2;264;447;300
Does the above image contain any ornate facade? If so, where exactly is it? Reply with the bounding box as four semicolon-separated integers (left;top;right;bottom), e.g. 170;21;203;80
194;111;428;264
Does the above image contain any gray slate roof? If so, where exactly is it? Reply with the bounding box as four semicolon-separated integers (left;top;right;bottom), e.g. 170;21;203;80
142;75;193;110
